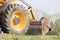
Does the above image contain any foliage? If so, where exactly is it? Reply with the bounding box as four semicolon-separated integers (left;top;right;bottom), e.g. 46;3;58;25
54;19;60;34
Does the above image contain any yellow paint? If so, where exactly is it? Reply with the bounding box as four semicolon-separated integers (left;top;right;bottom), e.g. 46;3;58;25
11;11;26;30
27;7;35;20
0;0;6;6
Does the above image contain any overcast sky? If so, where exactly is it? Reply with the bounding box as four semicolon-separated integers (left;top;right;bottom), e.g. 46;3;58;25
25;0;60;15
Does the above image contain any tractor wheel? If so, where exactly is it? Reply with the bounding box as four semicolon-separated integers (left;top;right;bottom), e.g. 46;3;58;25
5;4;29;34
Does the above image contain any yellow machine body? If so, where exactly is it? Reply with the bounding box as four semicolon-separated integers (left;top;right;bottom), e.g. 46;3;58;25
0;0;51;35
0;0;6;6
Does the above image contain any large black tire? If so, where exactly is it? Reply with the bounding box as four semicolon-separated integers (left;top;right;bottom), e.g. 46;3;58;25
4;4;29;34
0;12;9;33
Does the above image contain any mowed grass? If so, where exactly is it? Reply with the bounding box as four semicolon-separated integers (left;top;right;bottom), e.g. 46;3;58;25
0;34;60;40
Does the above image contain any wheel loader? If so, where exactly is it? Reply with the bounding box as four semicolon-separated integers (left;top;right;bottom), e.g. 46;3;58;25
0;0;51;35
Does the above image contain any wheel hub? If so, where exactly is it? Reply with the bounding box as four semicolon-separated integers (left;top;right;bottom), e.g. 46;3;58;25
15;17;20;25
11;11;26;31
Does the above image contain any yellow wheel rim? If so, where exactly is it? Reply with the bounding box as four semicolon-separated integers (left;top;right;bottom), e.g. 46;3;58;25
11;11;26;30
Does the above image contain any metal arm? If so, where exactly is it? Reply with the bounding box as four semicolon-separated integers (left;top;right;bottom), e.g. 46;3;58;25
28;7;35;20
20;0;35;20
20;0;31;8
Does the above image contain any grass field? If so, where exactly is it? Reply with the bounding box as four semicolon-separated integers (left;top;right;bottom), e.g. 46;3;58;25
0;34;60;40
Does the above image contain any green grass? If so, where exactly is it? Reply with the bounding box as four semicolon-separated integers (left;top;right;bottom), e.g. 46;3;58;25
0;34;60;40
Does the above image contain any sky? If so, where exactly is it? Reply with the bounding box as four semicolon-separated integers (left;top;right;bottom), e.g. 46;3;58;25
25;0;60;15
